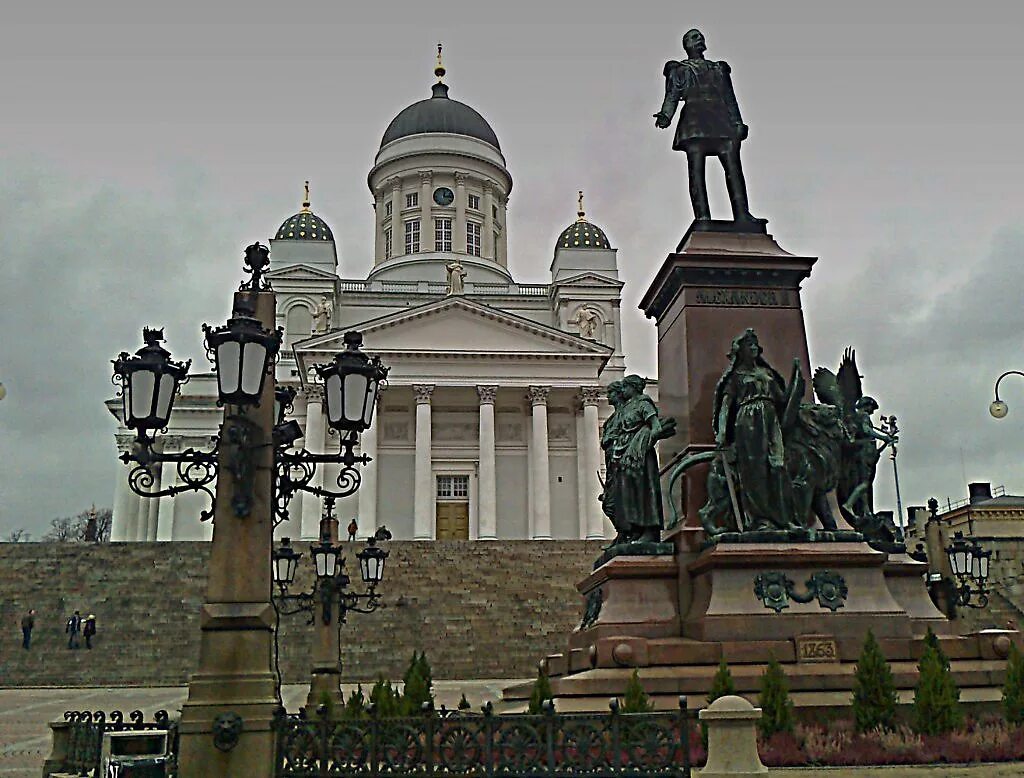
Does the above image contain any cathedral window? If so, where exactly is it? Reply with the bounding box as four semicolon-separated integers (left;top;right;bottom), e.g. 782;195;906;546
437;475;469;499
385;201;392;217
466;222;481;256
468;194;480;210
405;219;420;253
406;192;419;208
435;218;452;252
384;227;392;258
492;204;498;220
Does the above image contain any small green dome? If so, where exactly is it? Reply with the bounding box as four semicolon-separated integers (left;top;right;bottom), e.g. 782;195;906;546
557;219;611;250
275;209;334;242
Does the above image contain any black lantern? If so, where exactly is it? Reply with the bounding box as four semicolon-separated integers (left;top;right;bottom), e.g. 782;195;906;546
273;385;303;448
203;298;282;406
311;540;342;580
356;539;388;588
945;531;991;608
272;537;302;590
314;331;389;434
112;328;191;440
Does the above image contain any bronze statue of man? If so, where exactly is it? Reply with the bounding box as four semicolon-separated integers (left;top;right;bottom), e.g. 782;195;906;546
655;29;760;225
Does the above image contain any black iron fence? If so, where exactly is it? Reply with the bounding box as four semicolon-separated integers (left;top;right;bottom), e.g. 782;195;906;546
62;709;177;777
274;699;695;778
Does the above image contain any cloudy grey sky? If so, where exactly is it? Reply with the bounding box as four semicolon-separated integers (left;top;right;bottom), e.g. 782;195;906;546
2;1;1023;537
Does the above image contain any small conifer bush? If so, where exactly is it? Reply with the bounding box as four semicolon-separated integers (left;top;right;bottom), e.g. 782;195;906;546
528;667;554;714
1002;643;1024;725
703;659;736;744
913;639;963;735
621;669;654;713
758;657;795;738
852;630;898;733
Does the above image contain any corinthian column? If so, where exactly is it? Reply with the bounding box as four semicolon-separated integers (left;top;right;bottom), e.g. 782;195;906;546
419;171;432;249
299;386;325;540
579;387;605;539
528;386;552;540
413;385;434;540
476;385;498;540
357;391;383;536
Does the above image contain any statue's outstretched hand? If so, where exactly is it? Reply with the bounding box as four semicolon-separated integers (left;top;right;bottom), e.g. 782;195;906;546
735;123;749;141
654;113;671;129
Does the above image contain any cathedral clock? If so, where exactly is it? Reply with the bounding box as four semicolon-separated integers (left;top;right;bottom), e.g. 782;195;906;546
433;187;455;206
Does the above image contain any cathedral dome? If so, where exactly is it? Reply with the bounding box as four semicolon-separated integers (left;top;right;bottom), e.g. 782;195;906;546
275;183;334;242
380;82;500;151
556;192;611;250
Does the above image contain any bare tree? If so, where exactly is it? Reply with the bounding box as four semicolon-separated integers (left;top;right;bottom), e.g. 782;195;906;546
42;508;113;543
3;528;31;542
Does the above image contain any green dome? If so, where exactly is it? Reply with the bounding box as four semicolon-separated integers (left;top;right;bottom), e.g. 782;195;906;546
556;219;611;250
381;82;500;150
275;209;334;242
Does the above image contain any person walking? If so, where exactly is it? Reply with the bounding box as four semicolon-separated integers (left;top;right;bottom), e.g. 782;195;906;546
66;610;81;649
83;614;97;650
20;609;35;650
347;518;358;542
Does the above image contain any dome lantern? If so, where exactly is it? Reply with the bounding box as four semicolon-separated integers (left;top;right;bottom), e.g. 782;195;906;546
275;181;334;242
556;190;611;250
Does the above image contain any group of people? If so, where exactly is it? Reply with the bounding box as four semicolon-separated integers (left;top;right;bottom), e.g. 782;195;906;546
18;608;97;650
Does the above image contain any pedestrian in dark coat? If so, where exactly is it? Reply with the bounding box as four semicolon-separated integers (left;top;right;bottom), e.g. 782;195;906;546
20;609;35;650
66;610;81;649
83;614;97;649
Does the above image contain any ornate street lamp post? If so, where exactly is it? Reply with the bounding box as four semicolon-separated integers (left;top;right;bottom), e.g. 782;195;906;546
112;242;389;775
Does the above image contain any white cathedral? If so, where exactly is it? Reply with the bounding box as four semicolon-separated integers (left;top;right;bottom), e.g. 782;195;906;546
109;57;649;543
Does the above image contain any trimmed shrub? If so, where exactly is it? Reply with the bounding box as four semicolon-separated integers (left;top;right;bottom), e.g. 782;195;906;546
758;657;795;738
621;669;654;713
401;651;434;714
914;639;963;735
527;667;554;714
343;684;367;720
1003;643;1024;725
369;675;402;718
852;630;898;733
703;659;736;743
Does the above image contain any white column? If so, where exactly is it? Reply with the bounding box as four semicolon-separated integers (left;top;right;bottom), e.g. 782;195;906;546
390;177;402;259
526;410;534;538
528;386;552;540
145;466;161;542
498;197;509;266
419;171;432;250
374;185;386;264
357;396;381;536
134;484;152;542
476;385;498;540
156;458;178;541
413;384;434;540
580;387;605;539
300;387;326;540
482;181;495;260
111;436;139;542
575;408;587;539
454;172;468;256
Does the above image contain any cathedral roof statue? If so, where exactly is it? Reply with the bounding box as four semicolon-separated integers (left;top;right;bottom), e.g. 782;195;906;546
379;45;500;151
555;191;611;250
274;181;335;242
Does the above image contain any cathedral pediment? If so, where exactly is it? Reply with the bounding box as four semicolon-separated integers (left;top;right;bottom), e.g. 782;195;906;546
266;264;338;281
551;271;623;288
295;296;611;360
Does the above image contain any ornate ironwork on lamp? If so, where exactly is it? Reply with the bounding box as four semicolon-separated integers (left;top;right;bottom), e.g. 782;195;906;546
112;328;191;442
272;498;389;625
202;296;282;407
946;530;991;608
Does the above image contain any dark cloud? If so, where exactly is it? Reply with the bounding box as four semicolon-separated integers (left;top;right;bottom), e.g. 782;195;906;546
1;2;1024;534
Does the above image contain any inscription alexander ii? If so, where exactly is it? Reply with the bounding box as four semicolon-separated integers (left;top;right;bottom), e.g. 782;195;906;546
689;288;795;308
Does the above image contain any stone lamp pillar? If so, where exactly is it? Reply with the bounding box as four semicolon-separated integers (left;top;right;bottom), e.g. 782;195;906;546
176;289;279;778
306;505;344;712
699;696;767;778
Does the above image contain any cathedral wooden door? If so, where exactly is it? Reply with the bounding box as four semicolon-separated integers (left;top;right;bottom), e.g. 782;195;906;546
435;502;469;540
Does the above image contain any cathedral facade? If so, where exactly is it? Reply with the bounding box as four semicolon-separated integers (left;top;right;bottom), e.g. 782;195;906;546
109;63;636;543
